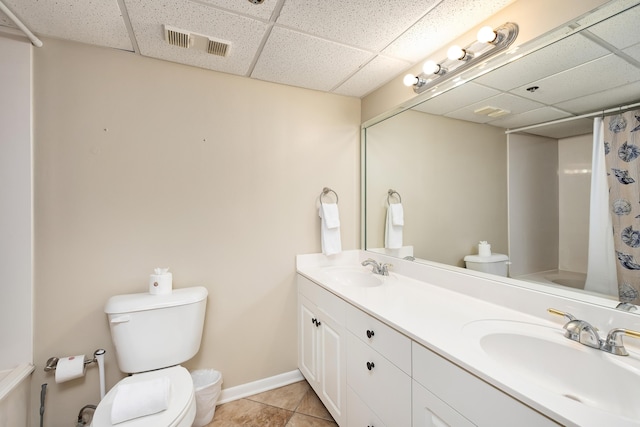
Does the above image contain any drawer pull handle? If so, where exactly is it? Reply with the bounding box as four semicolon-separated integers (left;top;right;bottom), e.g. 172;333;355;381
311;318;321;327
366;361;375;371
366;329;375;339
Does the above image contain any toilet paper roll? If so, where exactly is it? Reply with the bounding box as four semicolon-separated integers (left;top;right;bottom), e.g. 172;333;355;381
478;241;492;257
150;270;172;295
55;355;86;383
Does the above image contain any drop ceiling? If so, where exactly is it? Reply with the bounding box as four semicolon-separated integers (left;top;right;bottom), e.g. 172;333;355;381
0;0;515;98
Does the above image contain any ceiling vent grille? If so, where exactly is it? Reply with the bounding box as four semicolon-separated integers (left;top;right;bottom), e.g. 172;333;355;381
164;25;190;48
207;39;229;57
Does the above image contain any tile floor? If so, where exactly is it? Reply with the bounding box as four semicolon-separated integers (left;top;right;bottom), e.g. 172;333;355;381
206;380;337;427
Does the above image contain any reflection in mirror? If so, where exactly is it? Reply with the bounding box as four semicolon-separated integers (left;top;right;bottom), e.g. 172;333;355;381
363;1;640;310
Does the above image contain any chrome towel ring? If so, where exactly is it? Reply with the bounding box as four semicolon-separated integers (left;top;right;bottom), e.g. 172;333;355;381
387;189;401;205
320;187;338;204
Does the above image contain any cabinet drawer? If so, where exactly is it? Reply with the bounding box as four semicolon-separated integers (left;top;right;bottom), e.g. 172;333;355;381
347;332;411;427
298;274;346;325
412;342;560;427
347;385;385;427
345;303;411;374
413;380;475;427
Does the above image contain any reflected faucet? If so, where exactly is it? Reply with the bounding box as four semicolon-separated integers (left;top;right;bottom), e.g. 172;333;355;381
361;258;392;276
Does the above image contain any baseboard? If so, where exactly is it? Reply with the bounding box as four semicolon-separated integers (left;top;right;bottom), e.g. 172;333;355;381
216;369;305;405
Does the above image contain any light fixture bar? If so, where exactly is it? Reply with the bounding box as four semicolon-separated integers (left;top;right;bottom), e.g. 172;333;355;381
409;22;518;95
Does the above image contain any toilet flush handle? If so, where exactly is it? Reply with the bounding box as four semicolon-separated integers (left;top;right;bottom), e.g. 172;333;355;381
110;315;130;324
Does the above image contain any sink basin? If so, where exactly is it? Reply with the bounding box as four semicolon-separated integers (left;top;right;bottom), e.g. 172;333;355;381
321;266;384;287
463;320;640;419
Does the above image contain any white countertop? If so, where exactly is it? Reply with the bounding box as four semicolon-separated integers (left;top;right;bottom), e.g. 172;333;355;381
296;250;640;427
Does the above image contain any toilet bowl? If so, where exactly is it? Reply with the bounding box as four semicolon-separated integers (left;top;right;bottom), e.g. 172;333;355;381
464;253;509;277
92;286;208;427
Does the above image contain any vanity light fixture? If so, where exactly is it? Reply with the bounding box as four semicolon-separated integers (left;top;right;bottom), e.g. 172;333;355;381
403;22;519;94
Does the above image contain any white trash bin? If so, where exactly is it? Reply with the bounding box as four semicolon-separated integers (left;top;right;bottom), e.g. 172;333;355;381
191;369;223;427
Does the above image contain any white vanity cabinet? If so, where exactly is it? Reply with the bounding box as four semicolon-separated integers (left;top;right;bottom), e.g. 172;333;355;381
412;343;560;427
345;303;412;427
298;275;347;426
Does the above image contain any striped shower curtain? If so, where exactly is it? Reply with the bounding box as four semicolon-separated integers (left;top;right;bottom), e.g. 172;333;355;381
605;109;640;304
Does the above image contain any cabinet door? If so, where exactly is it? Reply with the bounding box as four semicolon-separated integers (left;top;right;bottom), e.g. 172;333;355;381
347;386;385;427
319;310;346;423
299;296;319;385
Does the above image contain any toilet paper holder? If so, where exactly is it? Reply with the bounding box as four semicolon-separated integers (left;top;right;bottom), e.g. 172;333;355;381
44;349;105;372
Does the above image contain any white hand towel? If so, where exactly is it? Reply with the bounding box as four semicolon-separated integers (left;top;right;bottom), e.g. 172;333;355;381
385;203;403;249
390;202;404;226
111;377;170;424
319;203;342;255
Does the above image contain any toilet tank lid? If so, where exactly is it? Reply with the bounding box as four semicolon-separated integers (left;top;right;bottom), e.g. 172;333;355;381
464;253;509;263
104;286;208;314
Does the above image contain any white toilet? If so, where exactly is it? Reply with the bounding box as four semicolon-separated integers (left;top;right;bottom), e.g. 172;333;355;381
464;253;509;277
92;286;208;427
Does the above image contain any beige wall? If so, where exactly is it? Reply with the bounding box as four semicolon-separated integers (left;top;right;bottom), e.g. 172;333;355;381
365;110;508;267
32;38;360;426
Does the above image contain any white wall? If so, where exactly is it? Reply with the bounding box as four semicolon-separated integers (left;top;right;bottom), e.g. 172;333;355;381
508;133;558;277
31;38;360;427
0;35;33;369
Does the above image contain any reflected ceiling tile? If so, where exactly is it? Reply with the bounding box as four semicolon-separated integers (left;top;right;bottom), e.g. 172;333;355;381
475;34;610;91
413;83;501;115
486;107;572;129
512;55;640;105
555;80;640;114
586;3;640;49
523;118;594;139
333;55;412;98
1;0;132;50
623;42;640;62
252;27;372;92
444;92;546;124
125;0;267;75
383;0;515;62
277;0;437;51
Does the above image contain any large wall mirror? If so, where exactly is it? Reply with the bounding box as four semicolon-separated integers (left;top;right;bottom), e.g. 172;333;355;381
363;0;640;309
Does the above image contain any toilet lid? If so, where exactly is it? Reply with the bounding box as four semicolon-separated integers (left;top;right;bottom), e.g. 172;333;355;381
93;366;194;427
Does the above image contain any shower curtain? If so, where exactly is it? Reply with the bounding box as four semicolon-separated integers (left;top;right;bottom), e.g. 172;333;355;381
584;117;618;297
603;110;640;304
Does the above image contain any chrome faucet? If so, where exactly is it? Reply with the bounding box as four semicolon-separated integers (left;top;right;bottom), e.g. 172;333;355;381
361;258;392;276
548;308;640;355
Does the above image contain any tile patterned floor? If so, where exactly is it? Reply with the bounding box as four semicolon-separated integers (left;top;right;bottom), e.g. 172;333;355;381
206;380;337;427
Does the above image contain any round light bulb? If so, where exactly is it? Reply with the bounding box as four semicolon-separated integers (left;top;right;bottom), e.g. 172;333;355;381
477;26;497;43
447;45;465;60
422;60;440;75
403;74;418;87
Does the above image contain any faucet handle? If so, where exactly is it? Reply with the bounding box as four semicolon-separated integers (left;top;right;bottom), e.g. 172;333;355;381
547;308;577;322
380;263;393;276
602;328;640;356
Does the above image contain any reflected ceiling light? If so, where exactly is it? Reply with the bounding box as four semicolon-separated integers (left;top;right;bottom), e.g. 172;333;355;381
404;22;518;95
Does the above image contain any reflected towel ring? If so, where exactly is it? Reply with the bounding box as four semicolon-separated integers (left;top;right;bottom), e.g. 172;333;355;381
387;189;401;205
320;187;338;205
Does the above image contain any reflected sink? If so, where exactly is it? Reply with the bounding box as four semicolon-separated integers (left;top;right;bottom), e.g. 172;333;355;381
321;266;384;287
463;320;640;419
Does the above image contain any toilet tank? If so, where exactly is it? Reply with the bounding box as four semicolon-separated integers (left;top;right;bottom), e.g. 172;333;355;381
104;286;208;374
463;254;509;277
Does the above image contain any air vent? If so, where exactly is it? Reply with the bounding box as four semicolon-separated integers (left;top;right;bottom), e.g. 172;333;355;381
207;39;229;57
164;25;190;48
474;106;510;118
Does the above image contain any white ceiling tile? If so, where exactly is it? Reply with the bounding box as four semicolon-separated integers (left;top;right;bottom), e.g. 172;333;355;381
191;0;278;20
333;55;412;98
512;54;640;105
485;107;573;129
251;27;372;92
474;33;610;91
623;41;640;62
519;118;594;139
412;83;501;115
1;0;132;50
383;0;516;62
586;3;640;49
125;0;267;75
277;0;437;51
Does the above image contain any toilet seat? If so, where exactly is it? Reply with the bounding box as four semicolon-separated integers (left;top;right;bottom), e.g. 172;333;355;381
92;366;196;427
